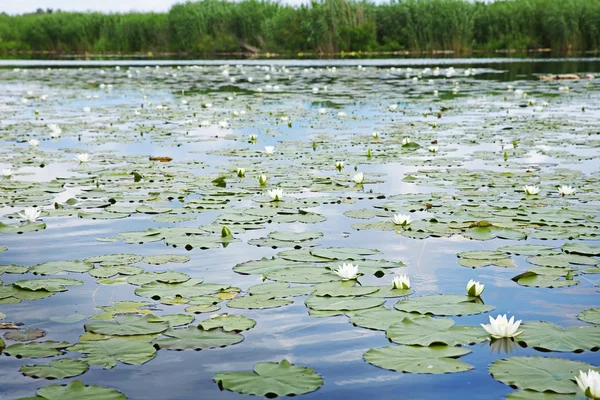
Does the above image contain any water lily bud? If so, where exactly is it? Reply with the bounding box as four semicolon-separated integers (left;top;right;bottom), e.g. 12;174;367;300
258;174;268;185
566;271;573;281
392;275;410;289
221;226;232;237
367;149;372;158
466;279;485;297
236;168;245;178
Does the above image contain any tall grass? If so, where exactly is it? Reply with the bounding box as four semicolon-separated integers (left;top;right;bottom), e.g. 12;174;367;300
0;0;599;54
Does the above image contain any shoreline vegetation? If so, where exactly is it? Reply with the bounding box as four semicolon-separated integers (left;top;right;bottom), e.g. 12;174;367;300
1;0;599;55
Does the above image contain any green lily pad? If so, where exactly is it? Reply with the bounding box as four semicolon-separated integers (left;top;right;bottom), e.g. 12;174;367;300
153;327;243;350
227;295;292;309
512;269;579;288
147;314;194;327
13;278;83;292
0;221;46;234
386;317;488;346
305;295;384;311
310;247;379;260
142;254;191;265
88;265;143;279
313;281;379;297
86;254;143;265
20;358;89;379
350;308;421;331
30;380;126;400
214;359;323;396
266;267;340;283
562;243;600;256
91;301;152;320
29;261;93;276
489;356;600;394
394;294;495;316
269;231;324;242
4;341;70;358
506;390;582;399
135;279;229;300
69;338;157;368
518;321;600;352
85;315;169;336
364;345;473;374
578;308;600;325
247;282;315;298
498;245;560;256
127;271;190;285
198;315;256;332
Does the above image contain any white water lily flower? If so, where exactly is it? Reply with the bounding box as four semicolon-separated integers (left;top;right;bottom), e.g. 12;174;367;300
258;175;268;185
18;207;41;223
218;120;229;129
575;369;600;399
2;169;12;177
466;279;485;297
28;139;40;147
372;131;380;139
335;263;359;280
48;124;62;138
264;146;275;155
558;185;575;196
392;275;410;289
267;188;283;201
236;168;245;177
389;104;398;111
335;161;344;170
481;314;523;339
392;214;411;226
428;146;438;153
249;134;257;141
401;137;411;146
318;108;327;115
83;107;91;113
353;172;364;184
338;111;347;117
523;185;540;195
200;120;210;127
75;153;90;163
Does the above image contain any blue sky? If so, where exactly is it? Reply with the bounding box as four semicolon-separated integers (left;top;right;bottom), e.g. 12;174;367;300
2;0;202;14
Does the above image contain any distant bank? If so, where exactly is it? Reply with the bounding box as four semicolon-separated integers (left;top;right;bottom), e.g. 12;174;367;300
0;0;598;55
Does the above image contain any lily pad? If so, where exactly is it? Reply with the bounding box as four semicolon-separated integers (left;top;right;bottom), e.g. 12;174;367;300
4;329;46;342
489;356;600;394
142;254;191;265
386;317;488;346
394;294;494;316
13;278;83;292
84;315;169;336
153;327;243;350
364;345;473;374
4;341;70;358
214;359;323;396
578;308;600;325
198;315;256;332
29;261;93;276
69;338;157;368
227;295;292;309
562;243;600;256
305;295;384;311
20;358;89;379
30;380;126;400
518;321;600;352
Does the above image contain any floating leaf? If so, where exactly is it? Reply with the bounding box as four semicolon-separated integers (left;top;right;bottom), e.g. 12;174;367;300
31;380;126;400
394;294;494;316
142;254;191;265
4;328;46;341
227;295;292;309
13;278;83;292
85;315;169;336
153;327;243;350
489;356;599;394
91;301;151;321
4;341;70;358
578;308;600;325
214;360;323;396
386;317;488;346
562;243;600;256
20;358;89;379
364;345;473;374
69;338;157;368
198;315;256;332
29;261;92;275
518;321;600;352
86;254;143;265
305;295;384;311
